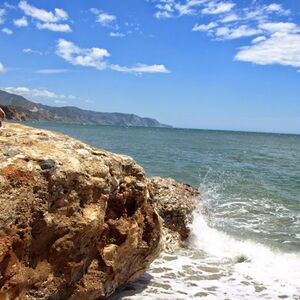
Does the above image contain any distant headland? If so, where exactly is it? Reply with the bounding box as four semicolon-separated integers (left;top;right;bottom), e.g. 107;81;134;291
0;90;171;128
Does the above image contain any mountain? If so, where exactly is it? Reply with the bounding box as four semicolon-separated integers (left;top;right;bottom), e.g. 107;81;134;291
0;90;171;128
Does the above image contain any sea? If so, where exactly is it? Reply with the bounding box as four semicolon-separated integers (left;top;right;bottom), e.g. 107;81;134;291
24;122;300;299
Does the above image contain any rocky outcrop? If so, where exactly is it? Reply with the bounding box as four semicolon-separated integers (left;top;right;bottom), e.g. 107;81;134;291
0;124;161;299
149;177;199;251
1;105;27;121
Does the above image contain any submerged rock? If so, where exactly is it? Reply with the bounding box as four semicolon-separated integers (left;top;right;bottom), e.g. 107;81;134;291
149;177;200;251
0;123;161;299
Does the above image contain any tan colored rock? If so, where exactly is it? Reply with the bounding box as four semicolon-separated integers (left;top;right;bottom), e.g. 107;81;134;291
149;177;200;251
0;123;161;299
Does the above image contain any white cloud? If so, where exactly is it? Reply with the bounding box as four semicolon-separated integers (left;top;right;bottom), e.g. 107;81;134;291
56;39;110;70
265;3;290;16
110;63;170;74
90;9;117;26
18;1;68;23
36;69;69;74
259;22;299;34
153;0;206;18
0;63;6;73
192;22;218;32
4;2;16;9
110;32;125;37
243;3;290;23
215;25;261;40
252;36;266;43
14;16;28;27
131;64;170;73
154;10;173;18
56;39;170;74
2;86;75;100
153;0;236;18
23;48;43;55
175;0;205;16
151;1;300;71
0;8;6;24
153;0;291;22
36;22;72;32
221;13;239;23
96;12;116;26
202;1;235;15
188;0;300;71
2;27;13;35
235;32;300;68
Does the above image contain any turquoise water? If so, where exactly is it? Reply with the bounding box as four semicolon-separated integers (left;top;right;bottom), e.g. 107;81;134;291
24;122;300;299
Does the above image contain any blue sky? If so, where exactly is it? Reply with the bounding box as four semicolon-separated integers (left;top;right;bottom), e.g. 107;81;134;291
0;0;300;133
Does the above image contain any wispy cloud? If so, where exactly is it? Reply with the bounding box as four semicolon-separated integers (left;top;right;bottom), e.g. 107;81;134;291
96;13;116;26
110;64;170;74
0;62;6;73
36;69;70;74
4;2;16;10
235;32;300;68
110;32;125;38
215;25;262;40
152;1;300;70
23;48;44;55
13;16;28;27
153;0;234;18
2;27;13;35
36;22;71;32
0;8;6;24
2;86;76;100
18;1;71;32
56;39;170;74
19;1;68;23
90;8;117;27
183;1;300;70
202;1;235;15
251;36;266;44
154;0;204;18
193;22;218;32
258;22;299;34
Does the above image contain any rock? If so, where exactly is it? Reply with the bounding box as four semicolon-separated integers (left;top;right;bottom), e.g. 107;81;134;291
1;105;27;121
149;177;200;251
0;123;161;299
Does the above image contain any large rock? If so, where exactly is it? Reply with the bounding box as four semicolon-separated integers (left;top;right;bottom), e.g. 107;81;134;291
0;124;161;299
149;177;199;251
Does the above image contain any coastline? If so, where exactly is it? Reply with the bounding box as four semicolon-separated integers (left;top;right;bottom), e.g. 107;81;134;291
0;123;198;299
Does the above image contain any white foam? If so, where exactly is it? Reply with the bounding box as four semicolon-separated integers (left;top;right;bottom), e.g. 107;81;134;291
112;179;300;300
189;202;300;298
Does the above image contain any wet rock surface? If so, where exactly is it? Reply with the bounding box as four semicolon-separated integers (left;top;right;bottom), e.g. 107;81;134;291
0;123;161;299
149;177;200;251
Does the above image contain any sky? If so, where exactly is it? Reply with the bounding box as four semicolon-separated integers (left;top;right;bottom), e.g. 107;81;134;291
0;0;300;133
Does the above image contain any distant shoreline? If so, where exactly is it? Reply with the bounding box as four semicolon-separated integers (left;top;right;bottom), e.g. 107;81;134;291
12;120;300;137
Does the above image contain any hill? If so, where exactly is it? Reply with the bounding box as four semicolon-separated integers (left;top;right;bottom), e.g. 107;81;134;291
0;90;171;128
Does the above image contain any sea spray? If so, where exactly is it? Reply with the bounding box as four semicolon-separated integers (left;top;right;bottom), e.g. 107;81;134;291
112;179;300;299
190;195;300;298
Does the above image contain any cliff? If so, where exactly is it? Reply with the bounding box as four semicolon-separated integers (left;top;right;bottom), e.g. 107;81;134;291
1;105;28;121
0;90;171;128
